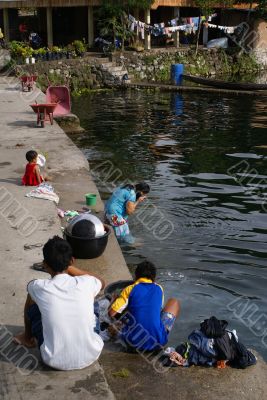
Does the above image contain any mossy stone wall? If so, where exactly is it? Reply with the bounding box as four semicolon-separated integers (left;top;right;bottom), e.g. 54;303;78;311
113;48;260;83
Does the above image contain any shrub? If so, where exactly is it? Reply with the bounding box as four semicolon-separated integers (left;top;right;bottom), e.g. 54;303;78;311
72;40;86;55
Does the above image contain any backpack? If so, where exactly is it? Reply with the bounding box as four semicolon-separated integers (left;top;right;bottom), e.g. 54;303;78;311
229;335;257;369
200;316;257;368
200;316;228;338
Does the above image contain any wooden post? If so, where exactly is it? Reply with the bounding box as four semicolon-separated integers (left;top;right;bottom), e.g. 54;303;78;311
133;8;139;20
144;9;151;51
46;7;53;48
173;7;180;48
3;9;10;42
88;6;94;47
203;22;208;47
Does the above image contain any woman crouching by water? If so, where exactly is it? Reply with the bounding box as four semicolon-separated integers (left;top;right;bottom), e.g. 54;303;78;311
105;182;150;244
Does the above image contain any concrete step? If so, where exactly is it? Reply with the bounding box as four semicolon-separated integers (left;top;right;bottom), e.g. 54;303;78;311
107;66;124;72
95;57;111;64
112;70;128;77
101;62;116;69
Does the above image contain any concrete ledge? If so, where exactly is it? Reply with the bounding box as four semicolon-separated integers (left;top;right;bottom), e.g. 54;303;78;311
100;349;267;400
0;77;130;400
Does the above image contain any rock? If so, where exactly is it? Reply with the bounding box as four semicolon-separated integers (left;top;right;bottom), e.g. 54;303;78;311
139;71;146;80
54;114;85;134
0;50;11;71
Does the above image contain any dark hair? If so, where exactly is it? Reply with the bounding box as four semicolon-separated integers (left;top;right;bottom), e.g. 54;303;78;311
121;183;135;191
26;150;38;162
135;260;156;281
43;236;73;273
135;182;150;194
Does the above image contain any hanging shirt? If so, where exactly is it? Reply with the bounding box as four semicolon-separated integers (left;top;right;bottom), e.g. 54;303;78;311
28;274;103;370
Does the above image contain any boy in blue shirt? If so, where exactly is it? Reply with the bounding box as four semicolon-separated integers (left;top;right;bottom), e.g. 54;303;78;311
109;261;180;351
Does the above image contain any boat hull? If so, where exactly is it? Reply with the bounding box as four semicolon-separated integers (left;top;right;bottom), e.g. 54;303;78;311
182;74;267;91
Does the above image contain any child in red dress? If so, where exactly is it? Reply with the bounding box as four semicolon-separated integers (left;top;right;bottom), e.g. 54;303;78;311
22;150;44;186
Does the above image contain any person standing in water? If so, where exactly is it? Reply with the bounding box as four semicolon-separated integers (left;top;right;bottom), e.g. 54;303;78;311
105;182;150;244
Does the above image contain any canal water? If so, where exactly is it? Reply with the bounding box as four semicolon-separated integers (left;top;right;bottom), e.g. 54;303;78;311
72;90;267;359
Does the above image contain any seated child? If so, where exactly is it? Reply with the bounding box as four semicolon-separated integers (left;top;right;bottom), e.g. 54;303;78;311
22;150;46;186
108;261;180;352
14;236;105;370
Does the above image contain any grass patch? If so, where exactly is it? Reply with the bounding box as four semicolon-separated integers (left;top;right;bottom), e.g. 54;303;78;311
112;368;130;378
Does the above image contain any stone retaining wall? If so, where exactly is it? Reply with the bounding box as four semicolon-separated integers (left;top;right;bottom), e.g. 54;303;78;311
253;49;267;68
15;56;118;90
113;48;260;82
15;48;261;90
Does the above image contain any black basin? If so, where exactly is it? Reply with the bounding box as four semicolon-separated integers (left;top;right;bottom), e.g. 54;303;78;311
104;280;134;298
65;224;111;259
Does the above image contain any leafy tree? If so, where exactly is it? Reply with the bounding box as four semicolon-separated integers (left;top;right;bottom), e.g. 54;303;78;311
256;0;267;17
194;0;235;53
98;0;155;50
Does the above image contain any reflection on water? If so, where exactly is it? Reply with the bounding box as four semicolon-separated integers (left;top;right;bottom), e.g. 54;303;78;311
72;90;267;359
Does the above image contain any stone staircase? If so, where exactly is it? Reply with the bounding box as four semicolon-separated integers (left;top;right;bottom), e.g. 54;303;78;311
94;56;131;86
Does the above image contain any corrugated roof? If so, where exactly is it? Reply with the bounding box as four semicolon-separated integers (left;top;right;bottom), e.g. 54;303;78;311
0;0;257;9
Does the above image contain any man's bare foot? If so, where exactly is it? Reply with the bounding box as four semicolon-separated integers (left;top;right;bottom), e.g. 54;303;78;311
13;332;36;348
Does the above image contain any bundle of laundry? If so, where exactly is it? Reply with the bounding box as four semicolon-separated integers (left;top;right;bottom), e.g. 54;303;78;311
25;182;59;204
161;316;257;369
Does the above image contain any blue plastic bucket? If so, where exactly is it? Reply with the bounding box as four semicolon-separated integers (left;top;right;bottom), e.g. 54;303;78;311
171;64;184;85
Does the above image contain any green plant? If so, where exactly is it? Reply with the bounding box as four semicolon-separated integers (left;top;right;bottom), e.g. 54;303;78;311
98;0;155;50
34;47;47;56
143;54;157;64
51;46;62;53
72;40;86;55
9;41;33;60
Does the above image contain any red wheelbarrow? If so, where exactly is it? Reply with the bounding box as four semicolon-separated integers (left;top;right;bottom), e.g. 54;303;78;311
30;103;57;128
20;75;38;92
46;85;71;116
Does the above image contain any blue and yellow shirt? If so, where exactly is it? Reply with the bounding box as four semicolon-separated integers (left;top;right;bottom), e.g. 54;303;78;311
111;278;168;351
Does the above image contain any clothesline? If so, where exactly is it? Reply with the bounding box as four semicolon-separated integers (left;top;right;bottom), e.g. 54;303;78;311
207;23;236;34
128;14;238;38
128;13;219;38
128;15;202;38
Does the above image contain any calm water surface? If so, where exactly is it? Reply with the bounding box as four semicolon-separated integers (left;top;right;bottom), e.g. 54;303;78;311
72;91;267;359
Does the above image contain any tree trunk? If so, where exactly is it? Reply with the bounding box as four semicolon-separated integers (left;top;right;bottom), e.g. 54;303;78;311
121;15;125;51
195;14;202;55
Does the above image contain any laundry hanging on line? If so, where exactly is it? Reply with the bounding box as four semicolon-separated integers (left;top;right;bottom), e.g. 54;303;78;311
128;13;217;39
207;23;236;34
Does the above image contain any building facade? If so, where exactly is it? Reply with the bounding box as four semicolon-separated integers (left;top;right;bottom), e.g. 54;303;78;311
0;1;259;50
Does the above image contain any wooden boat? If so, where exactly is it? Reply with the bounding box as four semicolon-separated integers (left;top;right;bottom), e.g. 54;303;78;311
182;74;267;91
46;85;71;116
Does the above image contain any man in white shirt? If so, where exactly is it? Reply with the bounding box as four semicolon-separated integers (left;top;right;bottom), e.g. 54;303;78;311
14;236;105;370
